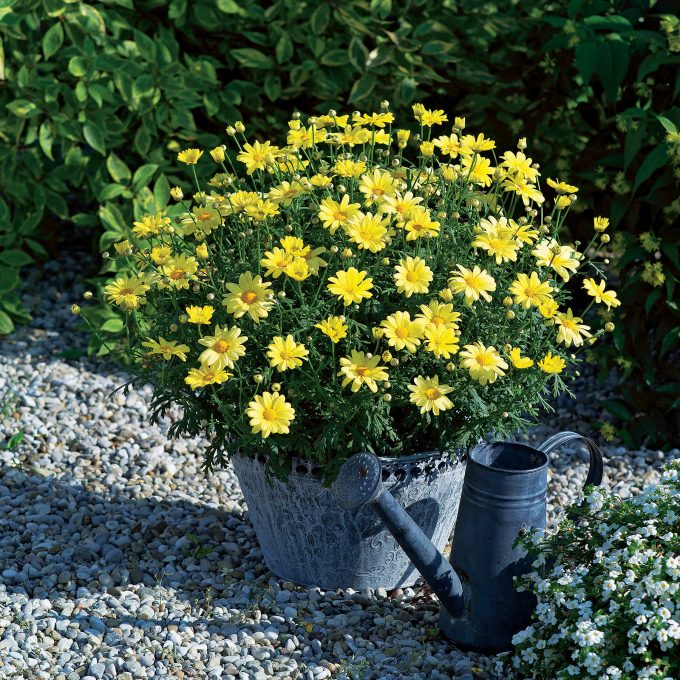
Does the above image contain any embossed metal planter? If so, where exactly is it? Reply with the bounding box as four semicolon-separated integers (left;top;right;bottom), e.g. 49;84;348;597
232;450;465;590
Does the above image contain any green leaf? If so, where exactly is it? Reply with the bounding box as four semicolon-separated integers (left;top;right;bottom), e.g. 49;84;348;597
134;126;151;156
0;250;32;267
602;399;632;421
39;121;54;160
263;74;281;101
310;4;330;34
231;48;273;69
661;327;680;358
276;34;293;64
99;184;127;200
216;0;248;14
321;49;349;67
633;143;668;193
132;163;159;193
83;123;106;155
0;310;14;335
6;99;36;118
645;289;661;313
370;0;392;18
132;75;155;99
107;153;131;183
655;114;678;135
348;74;376;105
68;56;87;77
575;42;599;85
0;268;20;294
100;318;125;333
348;37;368;72
42;22;64;60
153;174;170;209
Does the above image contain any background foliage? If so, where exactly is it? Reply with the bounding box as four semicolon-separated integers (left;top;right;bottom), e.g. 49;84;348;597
1;0;678;447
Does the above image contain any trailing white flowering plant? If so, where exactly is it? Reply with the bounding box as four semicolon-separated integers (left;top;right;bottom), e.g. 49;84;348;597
506;461;680;679
95;104;618;478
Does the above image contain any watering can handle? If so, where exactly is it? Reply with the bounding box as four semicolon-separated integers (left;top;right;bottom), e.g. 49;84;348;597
537;431;604;487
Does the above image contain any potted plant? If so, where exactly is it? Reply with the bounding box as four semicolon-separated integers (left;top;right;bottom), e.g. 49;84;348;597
94;104;617;589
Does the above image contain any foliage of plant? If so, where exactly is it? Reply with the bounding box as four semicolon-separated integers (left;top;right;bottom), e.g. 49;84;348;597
1;0;677;445
505;461;680;679
86;105;618;477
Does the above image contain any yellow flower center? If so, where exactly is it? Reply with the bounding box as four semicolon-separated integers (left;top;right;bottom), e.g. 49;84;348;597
334;211;347;221
119;287;135;296
278;349;293;360
411;222;424;231
475;353;492;367
262;408;278;422
431;315;444;326
425;388;441;401
197;212;212;222
252;151;265;162
159;345;173;354
170;269;185;280
241;290;258;305
213;340;230;354
372;186;385;196
405;271;419;282
355;366;369;377
395;327;409;339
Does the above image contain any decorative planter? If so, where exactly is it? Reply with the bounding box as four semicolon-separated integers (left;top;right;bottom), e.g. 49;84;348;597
232;450;466;590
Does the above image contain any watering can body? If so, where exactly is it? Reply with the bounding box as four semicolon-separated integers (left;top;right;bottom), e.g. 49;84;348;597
332;431;604;653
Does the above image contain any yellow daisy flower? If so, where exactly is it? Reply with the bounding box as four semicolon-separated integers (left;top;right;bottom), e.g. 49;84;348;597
104;275;150;310
318;195;361;234
179;205;223;239
359;169;398;205
546;178;578;194
408;376;454;415
502;177;545;205
223;272;273;322
460;133;495;153
284;258;311;281
315;316;348;344
538;351;566;374
352;111;394;127
472;230;520;264
267;335;309;372
500;151;539;181
327;268;373;306
379;191;423;221
593;216;609;232
403;207;440;240
509;347;534;369
554;309;591;347
132;212;170;238
177;148;203;165
267;181;307;206
539;299;560;319
309;173;332;187
532;239;580;282
184;364;231;390
246;392;295;438
424;325;460;359
508;272;554;309
416;300;461;330
236;140;279;174
433;134;461;158
162;255;199;290
338;351;389;393
142;337;190;361
459;342;508;385
380;311;425;352
186;305;214;325
333;158;367;177
582;278;620;309
150;246;172;265
448;265;496;305
461;154;495;187
418;109;448;127
244;199;280;222
261;247;294;278
198;325;247;370
393;256;433;298
346;212;389;252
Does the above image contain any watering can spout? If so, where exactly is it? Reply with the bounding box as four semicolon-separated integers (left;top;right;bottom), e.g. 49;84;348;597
331;452;466;619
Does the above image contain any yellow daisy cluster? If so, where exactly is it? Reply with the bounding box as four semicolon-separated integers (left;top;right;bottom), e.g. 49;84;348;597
99;104;616;455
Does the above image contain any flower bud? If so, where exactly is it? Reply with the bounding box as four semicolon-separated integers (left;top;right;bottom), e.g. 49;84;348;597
420;141;435;157
506;310;516;319
503;296;513;307
372;327;384;339
517;137;527;150
439;288;453;302
601;234;610;243
254;374;263;384
170;186;184;201
272;383;281;392
380;100;390;110
234;121;245;133
70;304;81;315
382;394;392;402
226;126;236;136
210;146;225;163
206;292;215;301
278;291;286;299
390;358;399;366
83;291;93;300
170;324;178;332
604;322;615;332
445;362;455;372
382;352;392;363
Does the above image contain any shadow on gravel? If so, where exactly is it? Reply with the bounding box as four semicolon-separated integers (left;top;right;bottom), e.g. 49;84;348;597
0;465;272;613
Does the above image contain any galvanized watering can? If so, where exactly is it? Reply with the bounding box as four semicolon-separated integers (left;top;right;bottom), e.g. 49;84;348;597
332;431;604;653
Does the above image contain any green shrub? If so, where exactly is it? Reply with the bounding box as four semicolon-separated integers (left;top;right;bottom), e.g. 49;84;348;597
1;0;678;445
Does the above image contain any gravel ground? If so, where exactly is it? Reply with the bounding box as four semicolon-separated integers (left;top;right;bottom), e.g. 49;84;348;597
0;256;677;680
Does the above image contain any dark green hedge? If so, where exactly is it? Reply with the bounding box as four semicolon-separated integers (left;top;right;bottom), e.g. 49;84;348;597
1;0;678;447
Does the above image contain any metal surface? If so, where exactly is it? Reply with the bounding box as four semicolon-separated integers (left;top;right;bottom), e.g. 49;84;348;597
232;449;466;590
333;432;605;654
333;452;383;509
